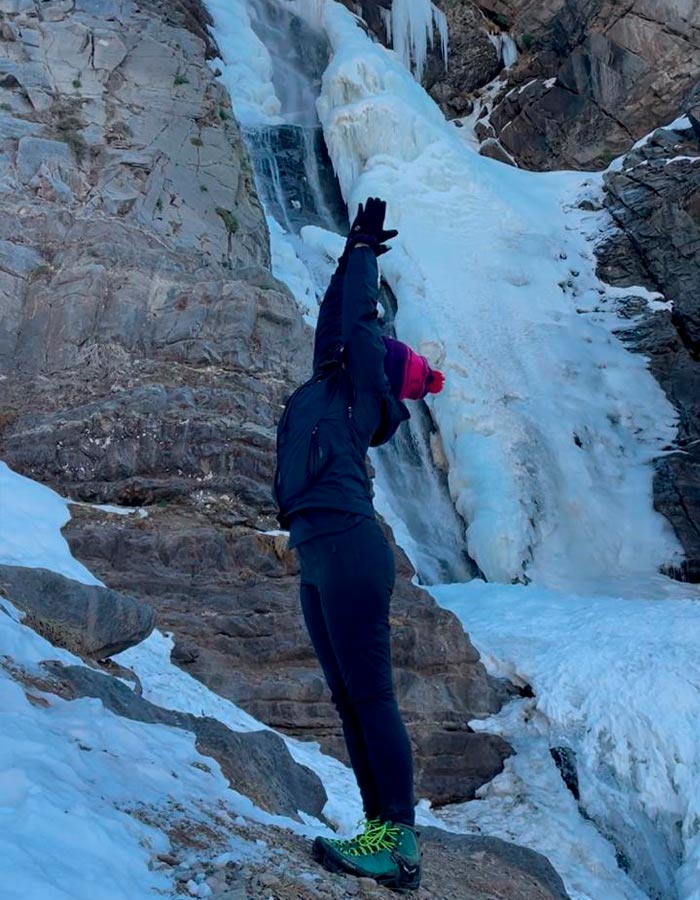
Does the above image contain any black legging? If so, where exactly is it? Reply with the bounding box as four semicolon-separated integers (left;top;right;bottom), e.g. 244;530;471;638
296;517;415;826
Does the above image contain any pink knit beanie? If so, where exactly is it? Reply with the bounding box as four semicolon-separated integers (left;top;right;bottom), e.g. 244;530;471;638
382;336;445;401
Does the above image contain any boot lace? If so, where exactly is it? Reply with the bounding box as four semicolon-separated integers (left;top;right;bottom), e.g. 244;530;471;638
327;818;378;851
344;820;401;857
327;818;400;854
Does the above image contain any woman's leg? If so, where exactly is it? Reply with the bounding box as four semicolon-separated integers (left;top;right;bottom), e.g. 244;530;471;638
315;521;415;826
299;568;381;820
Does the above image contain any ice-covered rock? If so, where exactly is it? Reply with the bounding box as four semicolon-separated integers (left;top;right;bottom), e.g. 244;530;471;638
597;121;700;581
46;661;327;820
0;565;155;658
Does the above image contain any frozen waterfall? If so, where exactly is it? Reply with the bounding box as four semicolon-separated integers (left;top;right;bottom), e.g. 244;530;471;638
206;1;700;898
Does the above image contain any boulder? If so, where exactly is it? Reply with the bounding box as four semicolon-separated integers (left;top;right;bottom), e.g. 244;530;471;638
479;138;516;166
0;564;155;658
420;827;571;899
412;729;512;804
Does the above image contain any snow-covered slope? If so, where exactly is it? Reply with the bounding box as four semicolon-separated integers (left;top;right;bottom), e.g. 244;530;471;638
0;465;369;898
0;601;266;900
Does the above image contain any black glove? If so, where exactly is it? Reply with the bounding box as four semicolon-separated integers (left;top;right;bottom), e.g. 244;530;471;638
346;197;398;257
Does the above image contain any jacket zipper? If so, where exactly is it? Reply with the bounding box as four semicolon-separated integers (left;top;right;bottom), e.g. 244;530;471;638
309;425;322;479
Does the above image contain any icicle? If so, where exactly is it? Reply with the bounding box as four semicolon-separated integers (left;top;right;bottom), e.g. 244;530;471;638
277;0;325;29
434;3;448;70
380;6;393;44
487;31;518;69
390;0;449;83
501;34;518;68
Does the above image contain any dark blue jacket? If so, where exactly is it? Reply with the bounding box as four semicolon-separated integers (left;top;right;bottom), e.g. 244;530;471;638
273;247;409;528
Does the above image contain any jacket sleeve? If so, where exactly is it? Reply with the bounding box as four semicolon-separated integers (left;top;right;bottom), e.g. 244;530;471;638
341;246;388;393
312;255;347;374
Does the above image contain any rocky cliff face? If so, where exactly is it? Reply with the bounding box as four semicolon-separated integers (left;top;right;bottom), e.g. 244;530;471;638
351;0;501;119
424;0;502;118
0;0;511;803
595;120;700;580
420;0;700;171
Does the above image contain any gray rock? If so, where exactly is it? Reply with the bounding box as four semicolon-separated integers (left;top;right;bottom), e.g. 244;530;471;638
479;138;517;166
16;136;81;200
42;1;76;22
0;240;44;278
420;827;571;899
0;59;53;109
0;0;35;12
655;451;700;582
597;127;700;579
424;1;502;117
0;564;155;658
91;29;128;72
45;661;327;821
0;113;42;141
355;0;501;117
686;80;700;139
412;728;512;803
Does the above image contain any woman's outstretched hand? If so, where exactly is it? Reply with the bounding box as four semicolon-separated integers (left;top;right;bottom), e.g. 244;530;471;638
347;197;398;257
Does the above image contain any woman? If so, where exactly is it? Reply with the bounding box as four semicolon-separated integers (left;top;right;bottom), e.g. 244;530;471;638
273;198;444;892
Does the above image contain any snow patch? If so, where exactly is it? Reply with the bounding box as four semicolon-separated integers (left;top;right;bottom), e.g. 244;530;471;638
0;462;100;586
0;607;269;900
432;579;700;900
70;501;149;519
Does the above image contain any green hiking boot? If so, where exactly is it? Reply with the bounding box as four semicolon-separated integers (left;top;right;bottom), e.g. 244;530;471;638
313;818;381;855
313;820;421;892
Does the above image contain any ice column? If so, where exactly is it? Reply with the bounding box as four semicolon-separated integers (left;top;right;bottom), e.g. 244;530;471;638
487;31;519;69
391;0;448;82
501;33;518;67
